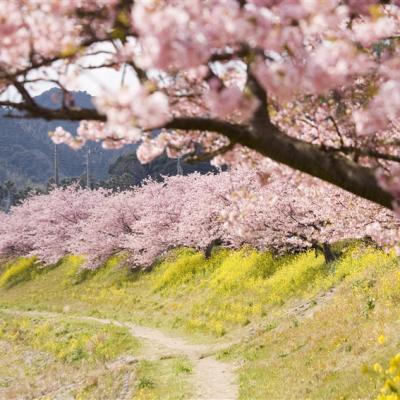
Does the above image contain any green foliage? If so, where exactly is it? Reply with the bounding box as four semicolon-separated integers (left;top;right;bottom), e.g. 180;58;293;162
62;255;93;285
135;357;193;400
173;358;193;374
263;245;396;305
138;376;156;389
86;254;141;288
331;245;394;282
1;245;397;339
0;257;38;288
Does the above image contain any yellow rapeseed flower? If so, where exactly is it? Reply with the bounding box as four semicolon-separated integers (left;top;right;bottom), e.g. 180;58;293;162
378;335;387;345
374;363;383;373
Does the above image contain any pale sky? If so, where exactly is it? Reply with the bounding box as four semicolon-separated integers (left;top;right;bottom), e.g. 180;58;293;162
2;70;122;103
1;43;136;102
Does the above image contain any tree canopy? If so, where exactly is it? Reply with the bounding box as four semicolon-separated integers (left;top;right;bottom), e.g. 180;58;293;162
1;1;400;209
1;170;398;268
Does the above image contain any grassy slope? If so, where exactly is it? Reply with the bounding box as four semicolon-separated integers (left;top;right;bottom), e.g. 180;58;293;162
0;312;138;399
1;245;400;399
0;310;194;400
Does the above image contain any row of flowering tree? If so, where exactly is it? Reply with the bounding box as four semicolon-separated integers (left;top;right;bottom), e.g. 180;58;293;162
1;0;400;215
0;169;398;269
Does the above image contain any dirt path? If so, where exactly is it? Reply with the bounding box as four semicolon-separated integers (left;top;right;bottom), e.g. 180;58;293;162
1;309;238;400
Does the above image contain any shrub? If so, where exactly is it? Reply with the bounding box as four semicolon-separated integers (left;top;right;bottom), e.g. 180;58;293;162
314;246;397;294
62;255;87;285
264;251;326;304
0;257;38;288
210;248;276;292
152;249;206;292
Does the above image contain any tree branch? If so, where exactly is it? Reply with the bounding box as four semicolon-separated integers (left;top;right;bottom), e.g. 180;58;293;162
326;145;400;163
164;117;249;140
165;117;394;209
0;99;394;209
0;101;106;121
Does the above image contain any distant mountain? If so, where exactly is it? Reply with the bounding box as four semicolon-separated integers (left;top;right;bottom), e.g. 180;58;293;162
0;88;134;187
0;88;219;190
108;151;219;187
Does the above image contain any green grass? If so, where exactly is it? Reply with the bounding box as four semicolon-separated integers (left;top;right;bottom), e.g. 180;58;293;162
216;246;400;399
135;357;194;400
0;257;38;288
1;244;400;399
0;311;194;399
0;312;140;364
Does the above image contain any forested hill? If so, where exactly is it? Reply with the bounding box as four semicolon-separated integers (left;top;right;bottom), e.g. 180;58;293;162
108;151;220;187
0;88;133;187
0;88;218;189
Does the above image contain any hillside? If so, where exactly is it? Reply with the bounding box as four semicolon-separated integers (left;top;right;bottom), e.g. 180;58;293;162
108;152;219;187
0;88;217;191
0;245;399;399
0;88;134;187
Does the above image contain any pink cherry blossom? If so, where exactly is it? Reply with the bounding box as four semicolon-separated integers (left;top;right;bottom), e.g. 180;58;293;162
2;0;400;226
1;169;397;269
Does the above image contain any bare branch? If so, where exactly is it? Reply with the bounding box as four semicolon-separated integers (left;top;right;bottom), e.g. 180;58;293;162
327;115;345;147
183;143;235;164
0;101;105;121
326;145;400;163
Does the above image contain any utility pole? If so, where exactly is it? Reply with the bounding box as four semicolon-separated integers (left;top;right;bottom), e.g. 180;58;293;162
4;189;11;213
177;156;183;176
86;147;91;189
53;144;59;186
3;181;13;213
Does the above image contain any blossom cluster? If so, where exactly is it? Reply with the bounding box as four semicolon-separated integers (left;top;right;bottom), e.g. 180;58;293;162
0;169;397;269
2;0;400;176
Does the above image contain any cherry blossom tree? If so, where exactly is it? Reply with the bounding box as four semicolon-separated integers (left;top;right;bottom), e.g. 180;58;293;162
0;171;397;268
2;1;400;209
0;185;107;264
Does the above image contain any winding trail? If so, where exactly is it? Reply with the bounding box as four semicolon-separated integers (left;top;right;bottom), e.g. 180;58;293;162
0;309;238;400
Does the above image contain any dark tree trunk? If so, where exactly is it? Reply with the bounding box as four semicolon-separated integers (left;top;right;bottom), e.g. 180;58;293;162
322;242;338;264
311;240;339;264
204;238;222;259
